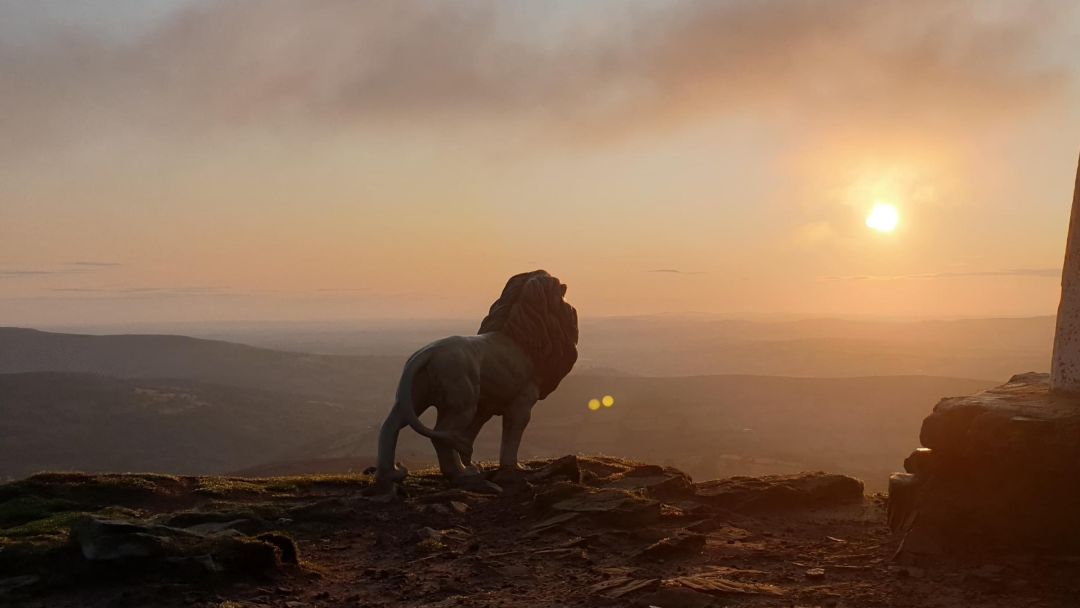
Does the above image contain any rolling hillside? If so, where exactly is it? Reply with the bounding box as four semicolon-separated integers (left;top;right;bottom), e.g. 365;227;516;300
0;327;401;406
0;372;363;479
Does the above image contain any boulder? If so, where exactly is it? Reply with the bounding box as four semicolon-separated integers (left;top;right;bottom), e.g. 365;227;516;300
70;517;175;561
694;472;863;512
890;373;1080;553
68;515;298;576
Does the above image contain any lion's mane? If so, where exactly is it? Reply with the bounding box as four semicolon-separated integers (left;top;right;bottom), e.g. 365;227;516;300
477;270;579;399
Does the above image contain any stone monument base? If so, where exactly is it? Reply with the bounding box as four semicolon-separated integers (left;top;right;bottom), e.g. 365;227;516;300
889;372;1080;556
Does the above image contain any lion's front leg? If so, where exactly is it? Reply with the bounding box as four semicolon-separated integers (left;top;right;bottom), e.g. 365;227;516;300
497;385;539;475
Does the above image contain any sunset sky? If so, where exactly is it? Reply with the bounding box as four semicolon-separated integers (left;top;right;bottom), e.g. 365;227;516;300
2;0;1079;325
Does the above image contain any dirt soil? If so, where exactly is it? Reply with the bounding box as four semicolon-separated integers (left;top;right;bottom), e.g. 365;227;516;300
6;456;1080;608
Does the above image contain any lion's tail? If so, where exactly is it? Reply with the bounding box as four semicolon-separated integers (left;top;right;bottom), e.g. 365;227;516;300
395;348;470;454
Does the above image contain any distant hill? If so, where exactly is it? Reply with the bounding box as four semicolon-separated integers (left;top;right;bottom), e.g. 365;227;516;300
578;315;1054;380
256;373;995;492
0;372;364;479
0;327;401;406
142;315;1055;381
0;326;1003;489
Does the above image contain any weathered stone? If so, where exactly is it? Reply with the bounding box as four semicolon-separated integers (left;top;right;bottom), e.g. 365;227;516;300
68;515;298;576
665;571;784;596
183;518;262;536
453;476;503;495
415;527;471;545
528;455;581;484
552;489;662;527
903;448;935;477
533;481;586;511
605;465;694;499
894;374;1080;552
532;547;588;563
635;587;715;608
685;517;723;533
919;374;1080;470
694;472;863;512
635;530;706;560
70;517;173;561
886;473;919;532
255;532;300;565
528;512;580;534
589;576;660;598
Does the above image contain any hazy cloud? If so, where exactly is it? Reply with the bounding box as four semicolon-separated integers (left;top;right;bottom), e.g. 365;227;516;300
41;285;380;299
0;270;66;278
822;268;1061;281
0;263;121;279
1;0;1072;156
43;286;233;300
649;269;705;275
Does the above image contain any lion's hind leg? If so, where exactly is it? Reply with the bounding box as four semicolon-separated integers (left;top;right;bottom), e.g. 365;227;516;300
458;412;492;474
432;382;480;481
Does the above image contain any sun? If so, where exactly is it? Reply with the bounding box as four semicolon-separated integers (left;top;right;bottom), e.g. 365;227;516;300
866;203;899;233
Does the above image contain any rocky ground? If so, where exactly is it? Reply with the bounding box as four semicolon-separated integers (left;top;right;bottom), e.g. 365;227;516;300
2;456;1079;607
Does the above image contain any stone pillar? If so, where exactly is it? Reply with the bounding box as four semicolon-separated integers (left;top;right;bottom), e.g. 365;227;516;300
1051;152;1080;393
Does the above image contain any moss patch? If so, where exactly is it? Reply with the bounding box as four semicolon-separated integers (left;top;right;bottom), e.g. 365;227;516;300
192;478;268;497
0;472;188;512
0;496;82;527
257;473;372;493
2;507;142;541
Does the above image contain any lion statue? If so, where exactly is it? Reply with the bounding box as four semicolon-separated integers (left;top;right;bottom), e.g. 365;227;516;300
375;270;578;488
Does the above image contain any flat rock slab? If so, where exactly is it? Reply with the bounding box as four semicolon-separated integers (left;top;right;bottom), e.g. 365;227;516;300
603;465;694;498
694;472;863;512
552;489;661;527
635;530;706;560
589;576;660;599
526;455;581;483
665;571;785;596
920;373;1080;472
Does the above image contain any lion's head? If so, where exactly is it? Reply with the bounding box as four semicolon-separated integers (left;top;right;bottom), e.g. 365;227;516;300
477;270;579;399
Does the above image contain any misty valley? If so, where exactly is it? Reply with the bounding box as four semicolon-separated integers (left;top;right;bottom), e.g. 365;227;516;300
0;316;1043;489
